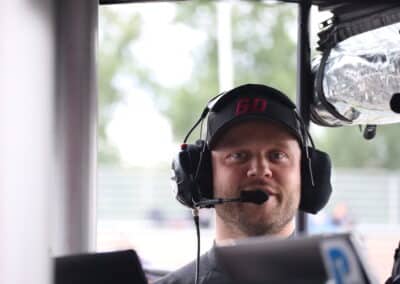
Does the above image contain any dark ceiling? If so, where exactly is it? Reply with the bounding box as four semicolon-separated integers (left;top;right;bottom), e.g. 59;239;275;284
99;0;400;12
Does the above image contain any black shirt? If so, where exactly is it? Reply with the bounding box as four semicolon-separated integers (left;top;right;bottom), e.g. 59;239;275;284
155;233;296;284
154;245;235;284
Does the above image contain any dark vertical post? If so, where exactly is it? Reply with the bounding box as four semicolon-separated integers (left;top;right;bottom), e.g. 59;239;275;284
53;0;98;255
296;0;312;235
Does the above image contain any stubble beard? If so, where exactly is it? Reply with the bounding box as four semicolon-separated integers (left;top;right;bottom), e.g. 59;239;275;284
216;192;299;237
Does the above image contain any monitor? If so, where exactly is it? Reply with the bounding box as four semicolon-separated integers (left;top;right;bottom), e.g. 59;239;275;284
215;232;379;284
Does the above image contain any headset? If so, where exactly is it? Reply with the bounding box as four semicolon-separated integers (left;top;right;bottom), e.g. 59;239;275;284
171;84;332;214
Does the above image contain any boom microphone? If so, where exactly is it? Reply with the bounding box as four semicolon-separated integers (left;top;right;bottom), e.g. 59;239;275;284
240;190;269;204
390;93;400;114
194;190;269;208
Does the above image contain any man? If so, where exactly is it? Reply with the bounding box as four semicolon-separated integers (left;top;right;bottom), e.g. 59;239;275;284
156;83;331;284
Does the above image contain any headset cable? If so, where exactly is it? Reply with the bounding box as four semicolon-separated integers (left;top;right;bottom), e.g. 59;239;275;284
192;207;200;284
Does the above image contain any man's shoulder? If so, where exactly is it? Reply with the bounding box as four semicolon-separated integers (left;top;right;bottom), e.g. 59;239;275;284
154;248;235;284
154;260;197;284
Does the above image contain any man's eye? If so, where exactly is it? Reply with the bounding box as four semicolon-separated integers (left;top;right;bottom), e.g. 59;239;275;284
228;152;247;161
269;151;288;161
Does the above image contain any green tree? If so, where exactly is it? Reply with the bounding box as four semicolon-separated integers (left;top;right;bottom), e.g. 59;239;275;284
155;2;220;141
98;7;159;163
157;2;298;142
98;2;400;169
315;124;400;169
98;2;298;155
232;3;297;97
98;8;141;163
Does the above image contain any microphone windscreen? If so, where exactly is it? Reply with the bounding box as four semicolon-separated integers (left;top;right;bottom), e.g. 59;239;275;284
240;190;269;205
390;93;400;113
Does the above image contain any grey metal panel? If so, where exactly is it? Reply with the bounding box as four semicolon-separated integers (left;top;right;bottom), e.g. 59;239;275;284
0;0;54;283
52;0;98;255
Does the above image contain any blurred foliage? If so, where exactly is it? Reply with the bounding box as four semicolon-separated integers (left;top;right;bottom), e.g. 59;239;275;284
99;2;297;149
315;124;400;169
232;3;297;97
98;8;141;163
98;2;399;169
163;2;298;141
98;7;159;163
159;2;219;141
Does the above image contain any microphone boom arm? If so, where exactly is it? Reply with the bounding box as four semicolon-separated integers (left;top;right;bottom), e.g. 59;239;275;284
193;190;269;208
194;197;241;208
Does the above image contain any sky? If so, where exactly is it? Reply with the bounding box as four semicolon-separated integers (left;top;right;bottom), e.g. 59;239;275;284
107;90;176;168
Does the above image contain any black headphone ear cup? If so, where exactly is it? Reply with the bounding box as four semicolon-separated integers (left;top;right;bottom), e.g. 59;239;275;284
299;147;332;214
171;140;213;208
193;140;213;200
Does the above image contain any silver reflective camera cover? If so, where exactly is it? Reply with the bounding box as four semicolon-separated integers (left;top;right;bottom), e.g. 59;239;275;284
312;23;400;126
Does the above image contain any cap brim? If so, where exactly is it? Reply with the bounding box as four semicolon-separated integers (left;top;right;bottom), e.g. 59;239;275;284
208;114;302;149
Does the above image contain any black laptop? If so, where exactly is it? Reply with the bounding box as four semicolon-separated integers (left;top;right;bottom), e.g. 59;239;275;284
54;249;148;284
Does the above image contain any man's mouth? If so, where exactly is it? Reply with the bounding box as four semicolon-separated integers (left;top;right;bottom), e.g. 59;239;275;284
242;187;277;197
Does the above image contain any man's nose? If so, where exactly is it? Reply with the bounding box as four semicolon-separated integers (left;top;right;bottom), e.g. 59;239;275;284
246;156;272;178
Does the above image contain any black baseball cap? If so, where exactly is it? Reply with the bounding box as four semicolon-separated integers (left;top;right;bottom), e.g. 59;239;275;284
206;84;303;148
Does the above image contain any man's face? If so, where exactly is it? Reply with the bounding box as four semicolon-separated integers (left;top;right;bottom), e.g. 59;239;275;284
211;120;301;237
